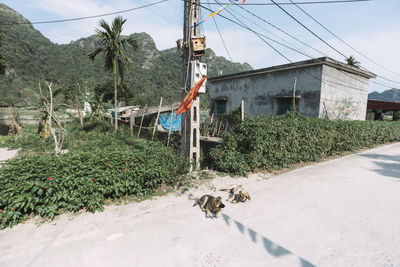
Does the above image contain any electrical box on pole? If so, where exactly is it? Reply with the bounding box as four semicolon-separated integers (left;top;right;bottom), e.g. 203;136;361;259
181;0;207;171
190;61;207;94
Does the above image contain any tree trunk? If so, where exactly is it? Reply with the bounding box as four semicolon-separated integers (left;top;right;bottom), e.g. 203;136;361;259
113;58;118;134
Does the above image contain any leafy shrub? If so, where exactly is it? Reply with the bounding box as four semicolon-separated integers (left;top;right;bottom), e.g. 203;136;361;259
0;121;189;229
210;112;400;176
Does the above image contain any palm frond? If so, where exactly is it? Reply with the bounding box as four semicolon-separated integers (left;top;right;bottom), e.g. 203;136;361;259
112;16;126;34
122;36;139;51
87;48;103;62
98;19;112;36
88;16;137;80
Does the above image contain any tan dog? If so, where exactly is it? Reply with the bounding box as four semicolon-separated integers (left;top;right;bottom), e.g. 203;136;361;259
193;195;225;218
219;185;251;203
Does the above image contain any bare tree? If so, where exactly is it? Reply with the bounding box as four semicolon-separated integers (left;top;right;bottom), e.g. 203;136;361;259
39;81;66;155
71;81;90;128
8;105;22;135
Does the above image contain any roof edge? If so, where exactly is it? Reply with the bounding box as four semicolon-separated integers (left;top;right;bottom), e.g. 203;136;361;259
208;57;376;82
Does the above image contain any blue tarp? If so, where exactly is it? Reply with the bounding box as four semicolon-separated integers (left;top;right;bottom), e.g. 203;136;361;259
159;111;181;132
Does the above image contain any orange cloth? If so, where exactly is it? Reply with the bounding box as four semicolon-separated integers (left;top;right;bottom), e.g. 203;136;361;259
176;76;207;117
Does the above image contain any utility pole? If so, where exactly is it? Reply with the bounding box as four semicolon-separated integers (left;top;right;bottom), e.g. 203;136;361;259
181;0;206;171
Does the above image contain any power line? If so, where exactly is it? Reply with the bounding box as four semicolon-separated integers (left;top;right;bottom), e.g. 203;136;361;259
235;4;326;57
217;1;315;58
287;0;400;82
203;0;371;6
371;80;399;89
190;1;383;93
270;0;347;59
210;0;314;58
205;0;399;89
229;1;376;91
199;1;336;85
270;0;400;87
207;0;240;72
0;0;168;26
209;0;292;61
195;1;380;93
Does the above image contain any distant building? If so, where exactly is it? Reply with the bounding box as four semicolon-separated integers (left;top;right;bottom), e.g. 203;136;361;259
366;100;400;120
209;57;376;120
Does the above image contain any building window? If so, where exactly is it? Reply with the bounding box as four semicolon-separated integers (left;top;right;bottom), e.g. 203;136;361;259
214;97;228;116
277;97;299;115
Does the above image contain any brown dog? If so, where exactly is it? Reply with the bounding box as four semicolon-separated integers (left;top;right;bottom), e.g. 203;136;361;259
219;185;251;203
193;195;225;218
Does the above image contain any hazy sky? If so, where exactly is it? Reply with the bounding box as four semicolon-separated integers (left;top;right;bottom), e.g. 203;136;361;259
1;0;400;93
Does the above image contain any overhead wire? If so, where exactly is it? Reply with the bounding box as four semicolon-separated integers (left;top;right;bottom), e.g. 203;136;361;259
270;0;347;59
269;0;400;88
211;0;291;61
287;0;400;83
215;1;314;57
209;0;314;59
236;4;326;56
200;1;340;87
195;1;387;93
207;0;240;72
202;0;398;91
203;0;371;5
267;0;400;90
230;2;379;91
0;0;168;26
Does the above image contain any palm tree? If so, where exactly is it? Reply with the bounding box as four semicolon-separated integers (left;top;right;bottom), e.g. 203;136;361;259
87;16;138;133
345;55;360;68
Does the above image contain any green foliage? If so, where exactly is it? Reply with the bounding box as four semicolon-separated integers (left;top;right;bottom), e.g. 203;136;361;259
0;120;189;229
0;4;252;107
0;25;6;74
345;55;360;68
210;112;400;176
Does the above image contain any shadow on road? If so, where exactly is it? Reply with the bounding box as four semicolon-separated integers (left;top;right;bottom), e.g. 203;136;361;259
358;153;400;180
221;213;315;267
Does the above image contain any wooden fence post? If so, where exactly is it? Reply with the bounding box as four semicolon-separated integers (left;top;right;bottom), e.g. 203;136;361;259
152;97;163;140
137;105;147;139
130;111;135;135
167;105;174;147
241;99;245;122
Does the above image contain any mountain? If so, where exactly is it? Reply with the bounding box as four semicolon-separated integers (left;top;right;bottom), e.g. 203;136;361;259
368;89;400;103
0;4;252;107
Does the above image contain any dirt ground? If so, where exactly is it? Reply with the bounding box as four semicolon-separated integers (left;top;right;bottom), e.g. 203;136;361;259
0;143;400;266
0;148;20;163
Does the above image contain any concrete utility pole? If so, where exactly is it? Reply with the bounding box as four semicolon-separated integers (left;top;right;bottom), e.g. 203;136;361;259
181;0;206;171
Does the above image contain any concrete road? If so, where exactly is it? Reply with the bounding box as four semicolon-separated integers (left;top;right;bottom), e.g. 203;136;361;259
1;143;399;267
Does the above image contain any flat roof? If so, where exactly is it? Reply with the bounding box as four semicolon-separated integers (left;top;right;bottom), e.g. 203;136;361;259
208;57;376;82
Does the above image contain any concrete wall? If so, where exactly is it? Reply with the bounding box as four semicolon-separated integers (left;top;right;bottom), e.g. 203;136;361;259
320;65;369;120
210;65;323;117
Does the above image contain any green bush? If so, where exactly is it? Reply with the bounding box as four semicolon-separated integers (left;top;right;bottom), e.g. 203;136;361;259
210;112;400;176
0;121;189;229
